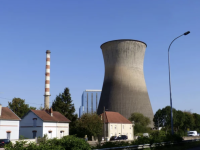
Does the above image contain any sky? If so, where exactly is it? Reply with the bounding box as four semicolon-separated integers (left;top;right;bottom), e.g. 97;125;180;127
0;1;200;116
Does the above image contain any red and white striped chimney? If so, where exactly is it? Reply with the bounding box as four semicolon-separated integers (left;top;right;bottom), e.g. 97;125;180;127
44;50;51;109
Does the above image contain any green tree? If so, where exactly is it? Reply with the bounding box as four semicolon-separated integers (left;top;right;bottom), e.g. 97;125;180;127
8;98;35;118
174;110;185;132
153;109;163;128
183;111;195;130
75;113;103;140
129;113;151;134
193;113;200;131
29;106;36;110
52;87;78;133
153;106;177;133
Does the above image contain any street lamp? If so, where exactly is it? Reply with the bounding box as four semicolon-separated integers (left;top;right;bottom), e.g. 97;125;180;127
132;121;135;140
168;31;190;135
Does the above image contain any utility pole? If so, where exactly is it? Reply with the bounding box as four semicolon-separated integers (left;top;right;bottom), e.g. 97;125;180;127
104;106;106;141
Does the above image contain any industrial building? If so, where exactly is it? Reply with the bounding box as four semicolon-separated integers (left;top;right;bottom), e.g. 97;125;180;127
79;90;101;117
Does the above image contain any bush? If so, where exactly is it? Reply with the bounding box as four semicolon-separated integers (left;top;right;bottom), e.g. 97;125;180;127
5;135;91;150
5;141;27;150
94;141;130;149
51;135;91;150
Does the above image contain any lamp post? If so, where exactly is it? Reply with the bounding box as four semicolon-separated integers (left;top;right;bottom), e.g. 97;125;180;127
104;106;106;141
168;31;190;135
132;121;135;140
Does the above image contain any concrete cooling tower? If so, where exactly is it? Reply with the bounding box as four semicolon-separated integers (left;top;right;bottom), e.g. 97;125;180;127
97;39;154;127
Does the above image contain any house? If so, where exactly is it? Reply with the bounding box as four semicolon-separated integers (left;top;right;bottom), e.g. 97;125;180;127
20;108;70;139
0;104;21;140
100;111;134;140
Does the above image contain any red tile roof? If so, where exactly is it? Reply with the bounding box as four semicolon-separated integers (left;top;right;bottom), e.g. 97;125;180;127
101;111;132;124
31;110;71;123
0;107;20;121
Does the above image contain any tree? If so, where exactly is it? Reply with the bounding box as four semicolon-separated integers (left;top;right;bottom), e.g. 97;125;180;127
29;106;37;110
193;113;200;131
8;98;35;118
153;106;200;135
153;109;163;128
183;111;195;130
153;106;177;132
129;113;151;134
52;87;78;133
174;110;185;131
75;113;103;140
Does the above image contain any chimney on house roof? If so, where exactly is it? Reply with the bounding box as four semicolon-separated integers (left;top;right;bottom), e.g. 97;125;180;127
0;104;2;117
45;107;53;117
49;107;53;117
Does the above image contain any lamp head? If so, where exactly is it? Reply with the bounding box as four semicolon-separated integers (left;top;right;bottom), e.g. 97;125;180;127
184;31;190;35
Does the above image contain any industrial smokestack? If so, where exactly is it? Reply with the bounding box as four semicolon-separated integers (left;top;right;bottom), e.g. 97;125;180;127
0;104;2;117
44;50;51;109
97;39;154;127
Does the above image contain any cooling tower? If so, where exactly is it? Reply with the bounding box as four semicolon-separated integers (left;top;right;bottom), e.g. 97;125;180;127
97;39;154;127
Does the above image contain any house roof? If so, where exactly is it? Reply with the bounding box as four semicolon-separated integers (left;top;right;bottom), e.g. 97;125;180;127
0;107;21;121
30;110;71;123
100;111;132;124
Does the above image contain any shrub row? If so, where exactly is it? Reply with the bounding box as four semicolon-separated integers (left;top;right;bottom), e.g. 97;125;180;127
5;135;91;150
93;131;183;149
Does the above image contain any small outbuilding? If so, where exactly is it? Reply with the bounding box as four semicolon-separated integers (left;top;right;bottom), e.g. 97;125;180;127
20;108;70;139
0;104;21;140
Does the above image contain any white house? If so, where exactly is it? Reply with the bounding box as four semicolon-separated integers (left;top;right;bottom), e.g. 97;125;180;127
20;108;70;139
0;104;21;140
101;111;134;140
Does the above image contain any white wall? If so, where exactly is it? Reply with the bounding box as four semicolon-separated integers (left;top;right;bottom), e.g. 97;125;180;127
0;120;19;140
43;122;57;139
107;123;133;140
56;123;69;138
43;122;69;139
20;112;43;139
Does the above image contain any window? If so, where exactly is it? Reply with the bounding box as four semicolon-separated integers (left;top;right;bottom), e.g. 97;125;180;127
115;125;117;129
130;125;131;129
6;131;11;139
123;125;124;129
48;131;52;139
33;131;37;138
111;125;113;129
33;118;37;127
60;131;64;138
